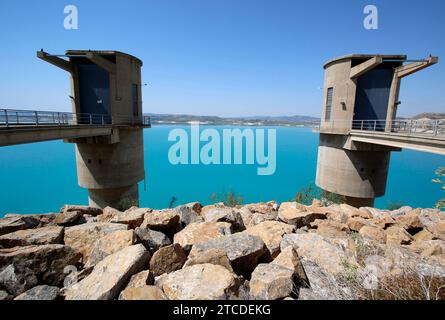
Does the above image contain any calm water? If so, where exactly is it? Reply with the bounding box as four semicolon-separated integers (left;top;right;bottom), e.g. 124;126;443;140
0;126;443;216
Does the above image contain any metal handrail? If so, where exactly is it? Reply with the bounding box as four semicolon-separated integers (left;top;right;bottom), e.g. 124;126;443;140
0;108;151;128
319;119;445;137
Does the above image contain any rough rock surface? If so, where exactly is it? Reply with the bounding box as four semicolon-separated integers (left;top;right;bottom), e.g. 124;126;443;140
54;210;82;226
184;248;234;272
249;263;295;300
65;244;150;300
14;285;60;300
190;233;267;276
141;209;180;232
278;202;327;227
126;270;155;288
149;244;187;276
281;233;354;274
0;216;39;236
359;225;387;244
272;246;308;285
119;286;167;300
175;203;203;227
64;222;128;264
385;225;413;245
134;227;171;253
244;221;294;257
0;264;38;296
111;208;148;229
162;264;240;300
0;226;64;248
0;244;81;286
173;222;232;252
86;229;136;267
203;208;245;232
60;205;102;216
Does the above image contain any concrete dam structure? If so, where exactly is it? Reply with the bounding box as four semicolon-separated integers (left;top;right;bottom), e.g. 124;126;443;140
0;50;151;208
316;54;443;207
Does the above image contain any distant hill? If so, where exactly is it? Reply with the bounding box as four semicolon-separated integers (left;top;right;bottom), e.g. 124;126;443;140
146;113;320;127
412;112;445;120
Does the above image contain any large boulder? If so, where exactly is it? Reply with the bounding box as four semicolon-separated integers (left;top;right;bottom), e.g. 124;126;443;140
54;210;83;226
0;216;39;236
118;286;167;300
96;206;121;223
271;246;308;286
385;225;413;245
203;208;245;232
111;208;148;229
297;259;352;300
173;222;232;252
0;226;64;248
278;202;327;227
395;210;423;231
427;221;445;241
134;227;171;253
60;205;102;216
149;244;187;276
86;229;136;267
244;221;294;258
0;264;38;296
184;248;234;272
162;264;240;300
64;244;150;300
14;285;60;300
281;233;354;275
316;220;349;239
190;233;267;276
64;222;128;264
359;225;387;244
175;203;203;227
140;209;180;232
249;263;295;300
0;244;81;286
125;270;154;289
347;217;369;232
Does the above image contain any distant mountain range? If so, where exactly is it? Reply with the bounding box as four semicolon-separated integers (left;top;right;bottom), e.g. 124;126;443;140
146;112;444;127
146;113;320;127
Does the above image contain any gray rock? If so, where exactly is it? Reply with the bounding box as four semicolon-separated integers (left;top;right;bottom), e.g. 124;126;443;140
126;270;155;288
0;216;39;236
0;226;64;248
0;264;38;296
134;227;171;253
203;208;245;232
0;244;81;286
249;263;296;300
175;205;204;227
149;244;187;276
60;205;102;216
190;233;267;277
0;289;11;300
65;244;150;300
55;210;83;226
14;285;60;300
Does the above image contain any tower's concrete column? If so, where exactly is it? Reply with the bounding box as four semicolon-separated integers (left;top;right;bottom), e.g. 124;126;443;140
315;134;390;207
75;128;145;208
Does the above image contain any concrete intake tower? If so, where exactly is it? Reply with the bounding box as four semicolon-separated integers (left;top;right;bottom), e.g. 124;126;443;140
315;54;439;207
38;50;148;208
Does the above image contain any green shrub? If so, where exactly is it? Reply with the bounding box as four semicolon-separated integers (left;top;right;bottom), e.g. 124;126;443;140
209;190;244;207
293;183;345;205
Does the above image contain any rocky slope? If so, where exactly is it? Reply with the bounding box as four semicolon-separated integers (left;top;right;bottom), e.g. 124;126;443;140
0;200;444;300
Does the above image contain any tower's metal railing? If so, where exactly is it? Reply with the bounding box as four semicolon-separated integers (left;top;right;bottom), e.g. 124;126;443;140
319;119;445;138
0;109;151;128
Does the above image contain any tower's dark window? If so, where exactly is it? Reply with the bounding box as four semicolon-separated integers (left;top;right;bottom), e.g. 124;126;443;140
132;84;139;117
325;87;333;121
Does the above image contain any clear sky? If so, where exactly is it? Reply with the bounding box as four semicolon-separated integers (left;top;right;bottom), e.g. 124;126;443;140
0;0;444;117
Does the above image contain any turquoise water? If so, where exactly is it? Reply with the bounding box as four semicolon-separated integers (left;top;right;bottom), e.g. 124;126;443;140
0;126;443;216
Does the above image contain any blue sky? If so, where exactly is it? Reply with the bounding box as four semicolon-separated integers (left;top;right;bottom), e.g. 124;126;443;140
0;0;443;117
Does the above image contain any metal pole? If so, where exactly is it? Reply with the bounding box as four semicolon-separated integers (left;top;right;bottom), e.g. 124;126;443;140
16;111;19;125
90;114;92;125
58;112;60;126
434;120;438;136
374;120;377;131
35;111;39;126
4;110;8;127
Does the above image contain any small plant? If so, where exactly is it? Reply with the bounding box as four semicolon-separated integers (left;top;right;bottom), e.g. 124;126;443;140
433;167;445;209
168;196;178;208
386;201;404;210
293;183;345;205
116;198;138;211
209;190;244;207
